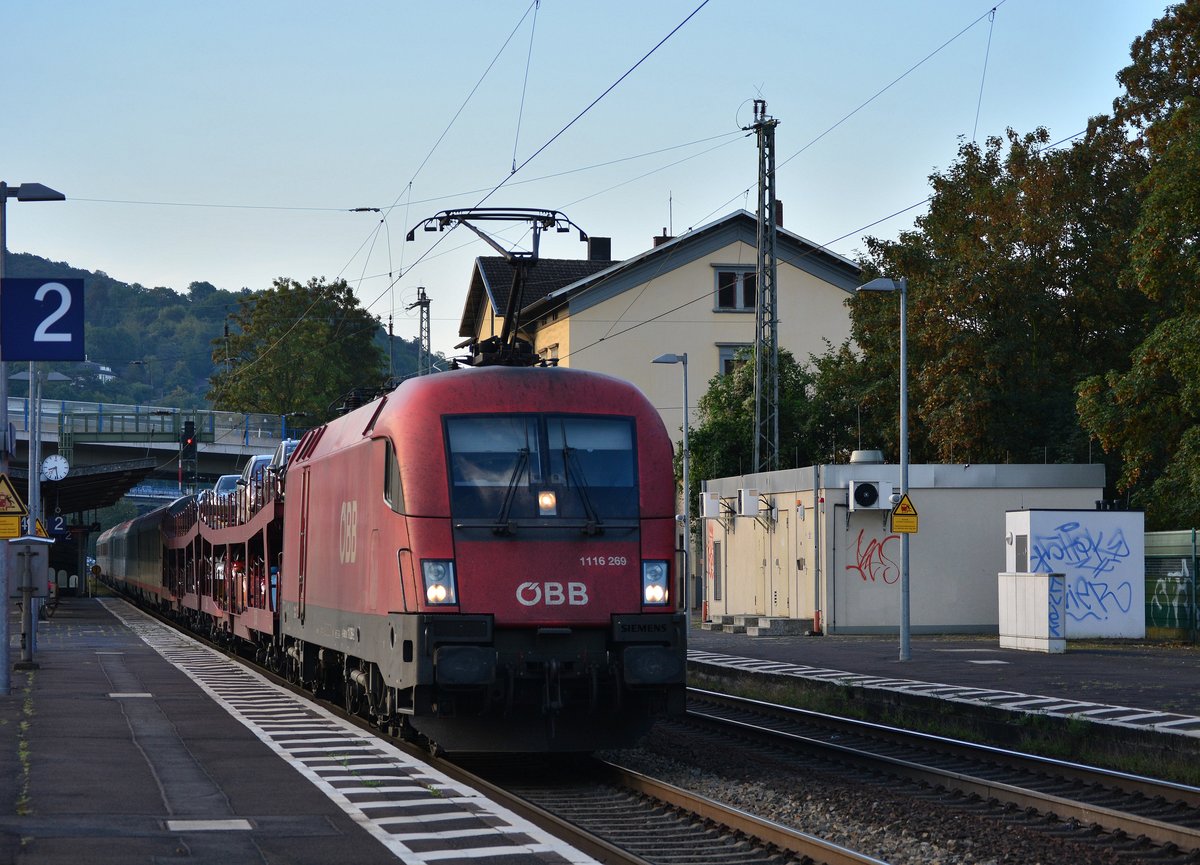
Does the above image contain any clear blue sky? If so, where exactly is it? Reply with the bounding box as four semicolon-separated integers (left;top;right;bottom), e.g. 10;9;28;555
3;0;1167;358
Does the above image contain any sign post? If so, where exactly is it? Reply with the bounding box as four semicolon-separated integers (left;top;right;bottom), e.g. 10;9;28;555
0;180;67;692
0;474;28;539
10;535;53;670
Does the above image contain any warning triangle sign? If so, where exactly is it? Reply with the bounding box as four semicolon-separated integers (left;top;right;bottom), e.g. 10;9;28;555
0;475;28;517
33;518;49;539
890;493;919;534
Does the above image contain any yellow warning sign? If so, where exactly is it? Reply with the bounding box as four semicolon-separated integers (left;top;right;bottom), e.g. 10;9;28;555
6;516;51;540
0;475;28;517
891;493;918;534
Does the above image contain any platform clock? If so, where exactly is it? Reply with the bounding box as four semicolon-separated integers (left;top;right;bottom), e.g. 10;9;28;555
41;454;70;481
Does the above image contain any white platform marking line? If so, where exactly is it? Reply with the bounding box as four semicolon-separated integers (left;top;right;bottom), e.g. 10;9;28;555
99;598;600;864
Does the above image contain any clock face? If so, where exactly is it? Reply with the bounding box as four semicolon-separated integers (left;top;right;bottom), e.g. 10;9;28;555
42;455;69;481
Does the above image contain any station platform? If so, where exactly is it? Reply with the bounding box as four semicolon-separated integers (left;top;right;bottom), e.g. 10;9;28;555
686;623;1200;739
0;596;596;865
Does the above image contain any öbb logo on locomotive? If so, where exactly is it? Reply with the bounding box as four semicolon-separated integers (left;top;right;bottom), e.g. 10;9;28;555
339;500;357;564
516;581;589;606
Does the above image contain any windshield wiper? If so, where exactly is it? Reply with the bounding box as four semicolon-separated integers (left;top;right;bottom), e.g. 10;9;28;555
493;448;529;535
560;429;602;535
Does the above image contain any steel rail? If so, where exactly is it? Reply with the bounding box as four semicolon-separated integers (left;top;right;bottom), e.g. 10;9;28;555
687;688;1200;852
593;760;890;865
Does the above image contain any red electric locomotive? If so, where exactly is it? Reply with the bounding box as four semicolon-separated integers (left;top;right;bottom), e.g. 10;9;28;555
98;365;687;753
280;364;686;752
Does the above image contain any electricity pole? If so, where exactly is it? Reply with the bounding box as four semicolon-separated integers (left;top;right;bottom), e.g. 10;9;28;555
406;287;431;375
746;100;780;473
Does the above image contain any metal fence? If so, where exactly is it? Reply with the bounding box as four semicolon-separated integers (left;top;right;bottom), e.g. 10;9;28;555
1145;529;1197;641
6;396;301;450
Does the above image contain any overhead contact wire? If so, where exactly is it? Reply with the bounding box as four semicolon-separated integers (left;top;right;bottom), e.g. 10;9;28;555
973;7;998;141
512;0;541;174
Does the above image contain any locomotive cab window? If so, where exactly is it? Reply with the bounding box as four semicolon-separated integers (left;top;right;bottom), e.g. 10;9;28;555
381;437;405;514
448;417;542;488
445;414;638;526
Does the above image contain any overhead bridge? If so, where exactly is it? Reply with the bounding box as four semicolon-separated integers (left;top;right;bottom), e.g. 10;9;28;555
7;397;306;517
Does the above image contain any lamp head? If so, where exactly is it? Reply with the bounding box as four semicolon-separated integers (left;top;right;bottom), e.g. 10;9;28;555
652;353;683;365
15;183;65;202
856;277;899;293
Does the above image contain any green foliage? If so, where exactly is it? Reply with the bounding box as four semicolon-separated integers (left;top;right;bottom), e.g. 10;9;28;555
846;123;1147;468
1077;0;1200;528
208;277;387;422
687;347;822;503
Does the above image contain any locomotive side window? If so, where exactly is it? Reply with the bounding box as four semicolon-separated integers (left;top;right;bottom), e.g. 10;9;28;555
382;438;405;514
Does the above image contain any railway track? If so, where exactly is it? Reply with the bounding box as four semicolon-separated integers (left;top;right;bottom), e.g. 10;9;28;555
451;754;889;865
682;688;1200;860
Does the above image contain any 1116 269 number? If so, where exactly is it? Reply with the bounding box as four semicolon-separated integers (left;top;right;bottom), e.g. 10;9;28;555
579;555;627;567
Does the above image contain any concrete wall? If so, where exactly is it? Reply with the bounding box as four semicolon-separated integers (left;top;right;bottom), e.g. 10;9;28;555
702;463;1107;634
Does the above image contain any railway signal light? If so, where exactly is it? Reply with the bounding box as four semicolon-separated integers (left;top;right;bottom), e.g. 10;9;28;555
181;420;197;461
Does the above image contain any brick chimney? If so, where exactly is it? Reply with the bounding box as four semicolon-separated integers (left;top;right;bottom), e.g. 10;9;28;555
587;236;612;261
653;227;673;247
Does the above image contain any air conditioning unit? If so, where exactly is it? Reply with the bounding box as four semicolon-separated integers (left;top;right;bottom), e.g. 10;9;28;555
700;491;722;519
737;488;759;517
849;480;892;511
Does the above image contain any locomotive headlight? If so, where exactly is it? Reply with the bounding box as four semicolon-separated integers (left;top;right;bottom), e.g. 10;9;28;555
422;560;458;605
641;560;670;606
537;490;557;516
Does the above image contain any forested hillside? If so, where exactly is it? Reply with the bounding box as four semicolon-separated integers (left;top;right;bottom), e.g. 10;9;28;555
2;251;430;411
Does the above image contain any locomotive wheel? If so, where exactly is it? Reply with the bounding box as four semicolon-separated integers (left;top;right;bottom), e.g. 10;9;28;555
344;679;361;716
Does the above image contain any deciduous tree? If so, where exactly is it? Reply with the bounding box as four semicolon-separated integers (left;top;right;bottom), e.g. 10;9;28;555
686;347;821;497
1078;0;1200;527
848;120;1146;468
208;277;386;421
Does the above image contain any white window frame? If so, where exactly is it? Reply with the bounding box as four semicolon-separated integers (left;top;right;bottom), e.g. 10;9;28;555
713;266;756;312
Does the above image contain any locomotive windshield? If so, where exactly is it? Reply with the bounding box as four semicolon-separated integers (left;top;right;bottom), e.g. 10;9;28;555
445;414;638;529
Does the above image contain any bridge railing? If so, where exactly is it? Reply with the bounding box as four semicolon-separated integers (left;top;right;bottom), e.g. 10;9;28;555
7;396;305;458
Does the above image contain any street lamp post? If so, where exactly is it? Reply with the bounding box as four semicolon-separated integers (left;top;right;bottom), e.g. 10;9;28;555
652;352;690;624
855;276;910;661
0;181;65;692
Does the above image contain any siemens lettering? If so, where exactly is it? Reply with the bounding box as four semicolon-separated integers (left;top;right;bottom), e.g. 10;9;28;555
516;581;589;606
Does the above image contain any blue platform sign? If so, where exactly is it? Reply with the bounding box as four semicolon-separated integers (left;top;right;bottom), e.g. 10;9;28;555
1;278;85;361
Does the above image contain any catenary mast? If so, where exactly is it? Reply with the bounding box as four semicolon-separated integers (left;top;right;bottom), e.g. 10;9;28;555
747;100;780;472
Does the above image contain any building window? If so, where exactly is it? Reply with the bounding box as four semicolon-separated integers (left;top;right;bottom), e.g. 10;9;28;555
714;268;756;311
712;541;722;600
717;344;751;375
538;343;560;364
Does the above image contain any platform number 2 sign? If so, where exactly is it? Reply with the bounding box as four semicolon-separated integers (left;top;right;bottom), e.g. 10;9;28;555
1;278;85;361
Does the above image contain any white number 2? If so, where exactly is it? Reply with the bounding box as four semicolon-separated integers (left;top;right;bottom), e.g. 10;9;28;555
33;283;72;343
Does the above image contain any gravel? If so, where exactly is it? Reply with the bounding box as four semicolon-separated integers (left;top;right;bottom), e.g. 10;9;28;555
605;725;1128;865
